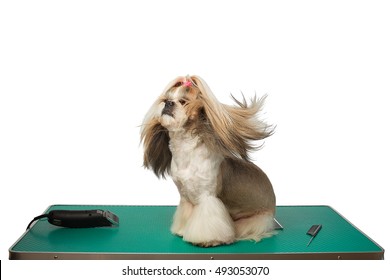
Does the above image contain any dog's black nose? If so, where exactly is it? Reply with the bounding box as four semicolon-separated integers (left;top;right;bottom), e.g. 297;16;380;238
165;100;174;108
162;100;175;116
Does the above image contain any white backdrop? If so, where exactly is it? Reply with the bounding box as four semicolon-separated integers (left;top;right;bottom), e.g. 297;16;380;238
1;0;389;279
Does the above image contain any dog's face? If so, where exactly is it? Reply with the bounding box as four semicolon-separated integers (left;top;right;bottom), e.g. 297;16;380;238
156;78;202;131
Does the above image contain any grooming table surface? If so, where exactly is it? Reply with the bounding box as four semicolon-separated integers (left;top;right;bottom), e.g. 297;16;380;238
9;205;384;260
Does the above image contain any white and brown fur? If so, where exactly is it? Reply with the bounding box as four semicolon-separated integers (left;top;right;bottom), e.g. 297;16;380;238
141;75;276;247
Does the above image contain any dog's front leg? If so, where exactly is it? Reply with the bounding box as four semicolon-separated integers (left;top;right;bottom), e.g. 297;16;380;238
182;195;235;247
171;198;193;237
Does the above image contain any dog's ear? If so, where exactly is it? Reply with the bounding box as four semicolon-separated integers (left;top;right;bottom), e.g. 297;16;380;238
141;119;171;178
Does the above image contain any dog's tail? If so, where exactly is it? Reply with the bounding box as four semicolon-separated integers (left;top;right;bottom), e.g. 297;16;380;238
234;212;276;242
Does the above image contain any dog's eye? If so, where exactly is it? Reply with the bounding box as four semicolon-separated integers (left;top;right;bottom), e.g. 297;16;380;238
173;82;182;87
179;99;187;105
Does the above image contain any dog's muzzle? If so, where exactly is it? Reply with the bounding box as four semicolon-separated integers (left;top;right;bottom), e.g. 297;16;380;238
162;100;175;117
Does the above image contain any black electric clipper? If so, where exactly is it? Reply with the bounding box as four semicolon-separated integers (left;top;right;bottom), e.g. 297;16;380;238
27;209;119;230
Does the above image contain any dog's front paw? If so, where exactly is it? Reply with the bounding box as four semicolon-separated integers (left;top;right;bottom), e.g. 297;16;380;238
193;239;234;248
171;199;194;237
182;196;235;247
171;227;184;237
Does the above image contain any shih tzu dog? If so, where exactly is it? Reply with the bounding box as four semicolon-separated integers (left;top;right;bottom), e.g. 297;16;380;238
141;75;276;247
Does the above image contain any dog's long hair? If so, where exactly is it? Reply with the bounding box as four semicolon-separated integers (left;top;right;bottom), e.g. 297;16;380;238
141;76;273;177
141;75;275;246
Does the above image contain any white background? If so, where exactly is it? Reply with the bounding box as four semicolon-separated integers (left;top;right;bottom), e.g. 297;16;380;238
1;0;389;279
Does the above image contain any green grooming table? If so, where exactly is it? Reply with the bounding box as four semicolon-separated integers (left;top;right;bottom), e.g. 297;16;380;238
9;205;384;260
